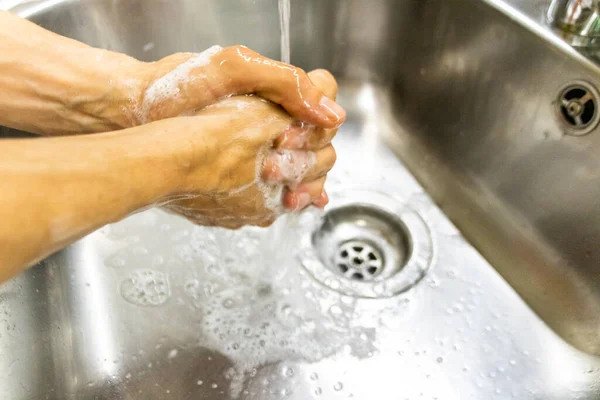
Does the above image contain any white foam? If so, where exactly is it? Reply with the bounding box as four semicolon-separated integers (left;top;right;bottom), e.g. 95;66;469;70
120;269;171;306
182;222;373;398
255;146;285;215
139;45;223;122
274;149;316;185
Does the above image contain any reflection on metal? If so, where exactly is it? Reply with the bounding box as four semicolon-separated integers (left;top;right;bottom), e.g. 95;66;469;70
306;191;432;298
548;0;600;47
1;0;600;399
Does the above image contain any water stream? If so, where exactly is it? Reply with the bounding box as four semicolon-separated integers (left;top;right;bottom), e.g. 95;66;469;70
278;0;291;64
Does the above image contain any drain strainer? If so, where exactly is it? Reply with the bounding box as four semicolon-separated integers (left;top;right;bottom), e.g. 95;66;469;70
556;81;600;136
299;190;433;298
335;240;383;281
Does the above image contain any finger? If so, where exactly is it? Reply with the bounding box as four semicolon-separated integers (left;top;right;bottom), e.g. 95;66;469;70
301;145;336;182
307;69;339;101
215;46;346;129
262;145;336;185
256;216;277;228
274;122;337;151
282;177;329;210
274;69;341;150
261;149;315;184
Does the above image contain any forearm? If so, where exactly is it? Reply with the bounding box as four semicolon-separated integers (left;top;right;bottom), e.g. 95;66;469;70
0;120;191;281
0;10;144;135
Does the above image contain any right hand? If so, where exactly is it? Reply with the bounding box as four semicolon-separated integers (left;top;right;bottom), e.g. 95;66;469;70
132;46;346;129
161;69;340;229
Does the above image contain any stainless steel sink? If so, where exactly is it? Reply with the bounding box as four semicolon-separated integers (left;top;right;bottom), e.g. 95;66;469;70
2;0;600;399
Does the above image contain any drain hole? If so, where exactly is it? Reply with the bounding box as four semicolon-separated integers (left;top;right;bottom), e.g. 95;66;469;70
565;88;586;100
311;203;416;285
332;240;387;281
556;81;600;135
306;195;434;297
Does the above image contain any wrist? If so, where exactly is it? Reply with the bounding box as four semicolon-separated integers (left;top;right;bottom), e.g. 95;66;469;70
116;118;215;203
65;47;148;132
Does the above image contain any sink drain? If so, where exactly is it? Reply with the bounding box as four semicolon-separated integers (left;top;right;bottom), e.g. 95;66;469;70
299;190;433;298
335;240;383;281
556;81;600;136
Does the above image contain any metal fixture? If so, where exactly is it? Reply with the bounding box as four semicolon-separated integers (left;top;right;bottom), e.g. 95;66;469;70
334;240;385;281
548;0;600;47
303;190;432;298
313;202;412;284
556;80;600;135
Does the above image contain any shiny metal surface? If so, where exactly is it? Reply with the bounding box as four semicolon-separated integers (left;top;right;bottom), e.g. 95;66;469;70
312;203;411;283
2;0;600;399
548;0;600;46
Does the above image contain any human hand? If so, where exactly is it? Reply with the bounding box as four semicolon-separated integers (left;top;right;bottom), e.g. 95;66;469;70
127;45;345;129
161;69;340;229
0;11;345;135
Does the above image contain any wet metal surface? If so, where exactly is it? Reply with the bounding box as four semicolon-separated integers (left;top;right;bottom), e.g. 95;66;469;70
1;0;600;399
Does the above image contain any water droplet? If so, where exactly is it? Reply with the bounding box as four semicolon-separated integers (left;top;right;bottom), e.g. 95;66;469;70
314;387;322;396
168;349;178;359
284;367;294;377
310;372;319;381
197;380;203;386
436;357;444;363
333;382;344;391
211;383;218;389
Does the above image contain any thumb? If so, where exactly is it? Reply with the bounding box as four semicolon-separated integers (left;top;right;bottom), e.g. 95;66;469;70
307;69;339;101
275;69;341;150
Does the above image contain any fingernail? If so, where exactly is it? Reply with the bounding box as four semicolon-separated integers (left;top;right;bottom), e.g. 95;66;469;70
319;96;346;126
297;193;312;210
312;190;329;208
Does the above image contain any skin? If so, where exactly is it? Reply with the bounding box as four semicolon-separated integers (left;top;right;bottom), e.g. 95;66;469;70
0;11;345;282
0;11;345;135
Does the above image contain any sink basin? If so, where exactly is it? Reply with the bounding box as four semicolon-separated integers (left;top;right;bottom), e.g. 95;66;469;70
1;0;600;399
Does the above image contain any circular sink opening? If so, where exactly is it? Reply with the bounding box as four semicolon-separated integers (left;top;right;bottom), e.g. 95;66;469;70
312;205;412;283
299;190;433;298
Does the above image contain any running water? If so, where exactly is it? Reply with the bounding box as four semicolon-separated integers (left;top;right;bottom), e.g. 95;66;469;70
278;0;291;64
